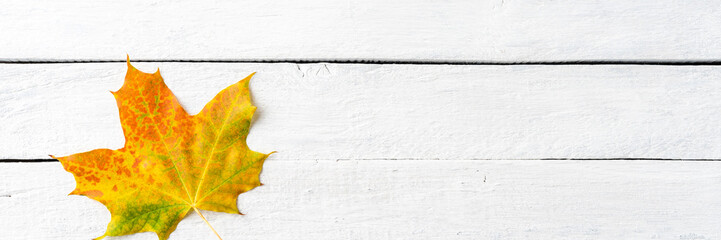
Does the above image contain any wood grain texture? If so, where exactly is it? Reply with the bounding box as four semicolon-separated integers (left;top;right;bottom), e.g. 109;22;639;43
3;63;721;159
2;161;719;239
1;0;720;61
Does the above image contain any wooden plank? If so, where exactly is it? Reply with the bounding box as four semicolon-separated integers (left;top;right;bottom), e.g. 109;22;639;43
1;160;719;239
1;0;720;61
3;63;721;159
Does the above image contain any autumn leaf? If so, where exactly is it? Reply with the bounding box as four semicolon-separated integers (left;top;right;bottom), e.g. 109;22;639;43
51;57;272;240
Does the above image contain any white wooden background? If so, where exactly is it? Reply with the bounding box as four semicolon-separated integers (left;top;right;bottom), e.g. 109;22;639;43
1;1;721;239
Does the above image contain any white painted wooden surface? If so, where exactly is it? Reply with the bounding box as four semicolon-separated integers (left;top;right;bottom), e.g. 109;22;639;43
1;0;720;61
3;1;721;240
3;63;721;159
2;161;720;240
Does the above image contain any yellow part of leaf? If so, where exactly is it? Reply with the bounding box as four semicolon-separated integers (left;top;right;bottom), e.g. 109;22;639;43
52;58;271;240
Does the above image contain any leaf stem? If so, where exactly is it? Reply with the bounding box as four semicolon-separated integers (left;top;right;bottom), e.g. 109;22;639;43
193;207;223;240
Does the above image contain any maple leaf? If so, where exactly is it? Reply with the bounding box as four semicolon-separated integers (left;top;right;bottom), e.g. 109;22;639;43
51;57;272;240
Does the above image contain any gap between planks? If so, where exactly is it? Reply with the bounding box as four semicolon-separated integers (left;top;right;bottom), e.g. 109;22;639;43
2;59;721;66
3;158;721;163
